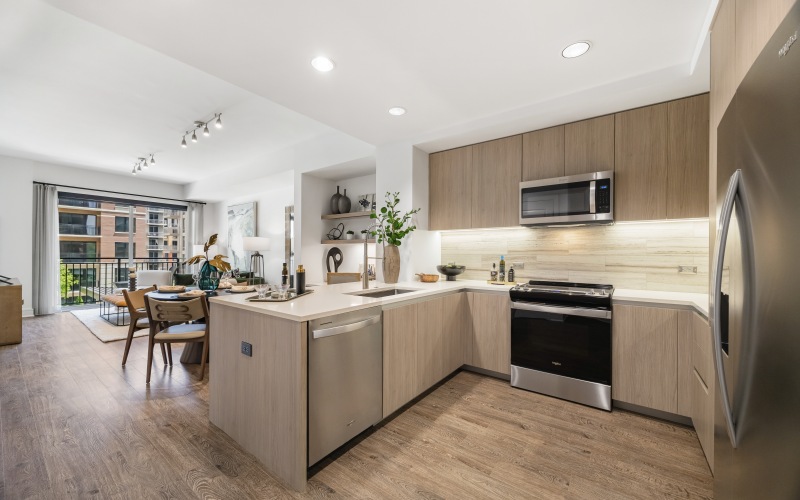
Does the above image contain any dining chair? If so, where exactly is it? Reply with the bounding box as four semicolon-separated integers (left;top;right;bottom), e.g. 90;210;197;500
120;286;162;366
143;296;210;384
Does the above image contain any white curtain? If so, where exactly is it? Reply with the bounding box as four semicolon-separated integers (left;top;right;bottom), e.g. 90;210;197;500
185;202;205;262
32;184;61;315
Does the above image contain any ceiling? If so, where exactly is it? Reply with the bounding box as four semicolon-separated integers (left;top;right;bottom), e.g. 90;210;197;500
1;0;713;188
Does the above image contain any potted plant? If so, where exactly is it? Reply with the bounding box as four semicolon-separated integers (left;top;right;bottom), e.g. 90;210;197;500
370;192;421;284
345;230;355;240
185;234;232;291
360;229;369;239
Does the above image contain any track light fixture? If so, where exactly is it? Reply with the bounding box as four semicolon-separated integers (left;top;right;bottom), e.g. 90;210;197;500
130;154;156;175
180;113;223;148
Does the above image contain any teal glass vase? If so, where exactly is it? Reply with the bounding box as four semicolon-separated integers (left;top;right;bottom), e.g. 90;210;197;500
198;261;219;291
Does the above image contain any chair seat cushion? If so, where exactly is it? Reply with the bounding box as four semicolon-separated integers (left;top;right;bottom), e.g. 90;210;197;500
153;323;206;341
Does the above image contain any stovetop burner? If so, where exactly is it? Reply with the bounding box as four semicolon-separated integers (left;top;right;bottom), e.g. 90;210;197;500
509;280;614;308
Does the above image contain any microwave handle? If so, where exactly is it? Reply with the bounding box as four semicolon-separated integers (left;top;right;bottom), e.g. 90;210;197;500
589;180;596;214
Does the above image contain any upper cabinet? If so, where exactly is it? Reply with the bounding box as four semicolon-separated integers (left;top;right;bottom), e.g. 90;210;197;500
471;135;522;228
564;115;615;176
667;94;710;219
429;146;473;230
614;103;669;221
522;126;564;181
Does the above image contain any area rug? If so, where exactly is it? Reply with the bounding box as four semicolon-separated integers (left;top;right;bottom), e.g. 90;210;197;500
70;308;146;343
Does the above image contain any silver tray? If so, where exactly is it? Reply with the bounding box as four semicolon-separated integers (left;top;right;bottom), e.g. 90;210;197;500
246;290;314;302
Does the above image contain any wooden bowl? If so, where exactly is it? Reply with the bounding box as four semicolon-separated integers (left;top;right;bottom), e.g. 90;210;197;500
417;273;440;283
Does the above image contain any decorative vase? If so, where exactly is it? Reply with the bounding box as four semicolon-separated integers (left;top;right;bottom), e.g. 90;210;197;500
198;261;220;291
337;188;351;214
345;233;354;240
330;186;342;214
383;244;400;284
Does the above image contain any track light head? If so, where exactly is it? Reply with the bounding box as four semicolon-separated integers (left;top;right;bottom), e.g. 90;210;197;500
215;114;222;129
181;135;188;148
149;154;156;165
191;130;197;142
131;166;137;175
203;123;210;137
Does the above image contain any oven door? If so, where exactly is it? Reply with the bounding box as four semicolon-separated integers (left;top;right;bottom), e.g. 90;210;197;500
519;171;613;226
510;301;611;385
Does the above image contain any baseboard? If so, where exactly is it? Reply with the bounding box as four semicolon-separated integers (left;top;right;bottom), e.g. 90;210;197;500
22;307;34;318
612;400;693;426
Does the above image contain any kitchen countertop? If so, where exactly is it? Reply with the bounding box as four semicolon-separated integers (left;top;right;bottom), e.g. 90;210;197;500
210;279;709;322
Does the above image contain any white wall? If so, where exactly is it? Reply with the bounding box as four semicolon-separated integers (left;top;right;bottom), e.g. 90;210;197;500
0;154;186;316
202;183;294;285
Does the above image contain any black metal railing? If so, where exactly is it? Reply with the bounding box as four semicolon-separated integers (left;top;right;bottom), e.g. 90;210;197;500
60;257;181;306
59;223;101;236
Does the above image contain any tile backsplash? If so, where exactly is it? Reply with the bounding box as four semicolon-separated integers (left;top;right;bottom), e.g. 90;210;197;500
440;220;709;293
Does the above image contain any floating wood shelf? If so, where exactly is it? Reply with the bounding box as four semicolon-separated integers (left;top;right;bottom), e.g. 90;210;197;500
321;239;376;245
321;212;374;220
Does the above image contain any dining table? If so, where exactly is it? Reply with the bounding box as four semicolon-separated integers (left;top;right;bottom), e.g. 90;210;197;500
145;288;218;364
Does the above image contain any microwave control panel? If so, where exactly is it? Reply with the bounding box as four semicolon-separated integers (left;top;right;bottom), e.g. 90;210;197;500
596;179;611;213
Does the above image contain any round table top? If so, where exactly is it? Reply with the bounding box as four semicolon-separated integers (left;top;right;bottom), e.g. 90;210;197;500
145;289;218;301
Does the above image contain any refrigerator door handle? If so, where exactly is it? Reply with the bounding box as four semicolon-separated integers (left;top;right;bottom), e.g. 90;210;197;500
711;169;741;449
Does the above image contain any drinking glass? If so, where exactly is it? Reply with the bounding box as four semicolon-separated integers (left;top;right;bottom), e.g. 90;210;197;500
279;283;290;300
191;272;200;288
255;284;269;299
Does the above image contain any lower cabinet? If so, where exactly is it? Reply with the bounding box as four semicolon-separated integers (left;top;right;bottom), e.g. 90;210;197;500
468;292;511;375
691;312;714;472
383;302;419;417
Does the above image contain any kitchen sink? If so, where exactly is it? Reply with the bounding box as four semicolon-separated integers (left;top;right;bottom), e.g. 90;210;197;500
349;288;419;299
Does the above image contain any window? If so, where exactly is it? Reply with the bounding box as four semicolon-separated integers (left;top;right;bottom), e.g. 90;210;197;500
115;242;130;258
58;213;98;235
59;197;99;208
115;216;130;233
59;241;97;259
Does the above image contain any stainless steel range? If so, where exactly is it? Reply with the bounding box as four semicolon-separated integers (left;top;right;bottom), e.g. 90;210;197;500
509;280;613;411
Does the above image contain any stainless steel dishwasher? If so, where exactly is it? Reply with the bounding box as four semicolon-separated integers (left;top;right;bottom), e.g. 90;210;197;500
308;306;383;466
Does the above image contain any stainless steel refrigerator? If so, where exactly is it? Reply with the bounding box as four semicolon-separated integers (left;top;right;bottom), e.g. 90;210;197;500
713;2;800;498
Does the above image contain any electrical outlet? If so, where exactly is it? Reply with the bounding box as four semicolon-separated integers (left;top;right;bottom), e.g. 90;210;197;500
241;341;253;357
511;262;525;269
678;266;698;274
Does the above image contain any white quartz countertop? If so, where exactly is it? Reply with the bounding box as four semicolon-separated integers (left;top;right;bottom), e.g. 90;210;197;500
613;289;709;318
209;279;709;322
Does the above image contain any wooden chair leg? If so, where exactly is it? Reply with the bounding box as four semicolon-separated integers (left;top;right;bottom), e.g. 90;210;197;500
166;343;173;365
146;336;154;384
160;343;167;364
121;322;136;366
199;338;209;381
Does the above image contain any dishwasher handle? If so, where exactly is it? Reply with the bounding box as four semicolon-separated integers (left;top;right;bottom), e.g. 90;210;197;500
312;314;382;340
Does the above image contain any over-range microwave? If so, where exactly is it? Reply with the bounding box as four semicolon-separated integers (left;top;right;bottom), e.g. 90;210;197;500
519;170;614;227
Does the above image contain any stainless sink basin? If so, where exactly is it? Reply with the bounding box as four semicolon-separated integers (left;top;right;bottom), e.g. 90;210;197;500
350;288;418;299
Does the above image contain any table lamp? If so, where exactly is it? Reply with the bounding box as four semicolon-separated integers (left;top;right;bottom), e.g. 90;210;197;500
242;237;271;285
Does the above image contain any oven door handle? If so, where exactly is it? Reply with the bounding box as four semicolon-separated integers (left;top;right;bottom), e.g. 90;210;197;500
511;301;611;319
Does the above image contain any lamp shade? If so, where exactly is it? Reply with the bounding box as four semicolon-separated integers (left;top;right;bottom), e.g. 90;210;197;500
242;236;271;252
192;245;205;256
192;244;218;256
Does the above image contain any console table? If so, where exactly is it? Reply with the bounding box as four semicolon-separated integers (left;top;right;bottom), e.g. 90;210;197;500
0;278;23;345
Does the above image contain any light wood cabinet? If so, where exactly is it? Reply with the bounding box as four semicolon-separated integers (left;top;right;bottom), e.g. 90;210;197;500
416;297;445;394
0;279;23;345
471;136;522;228
614;104;669;222
468;292;511;375
564;115;615;176
691;312;714;472
429;146;473;230
612;304;678;413
383;303;419;417
677;311;694;417
667;94;710;219
522;126;564;181
442;292;471;376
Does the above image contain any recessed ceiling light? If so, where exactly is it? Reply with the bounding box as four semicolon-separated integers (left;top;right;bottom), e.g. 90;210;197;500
562;41;591;58
388;107;406;116
311;56;335;72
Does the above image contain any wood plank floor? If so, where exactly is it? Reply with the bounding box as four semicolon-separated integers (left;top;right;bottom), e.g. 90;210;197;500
1;313;713;499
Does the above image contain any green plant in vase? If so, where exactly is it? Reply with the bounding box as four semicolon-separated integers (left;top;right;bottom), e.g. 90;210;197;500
185;234;231;291
370;192;421;284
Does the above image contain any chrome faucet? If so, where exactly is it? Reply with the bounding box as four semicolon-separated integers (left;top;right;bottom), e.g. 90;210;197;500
363;223;380;289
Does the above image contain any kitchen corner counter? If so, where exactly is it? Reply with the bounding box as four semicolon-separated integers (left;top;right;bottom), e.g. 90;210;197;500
208;279;512;322
613;289;709;318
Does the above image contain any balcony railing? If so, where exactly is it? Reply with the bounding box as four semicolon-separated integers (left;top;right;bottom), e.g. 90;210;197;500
59;224;100;236
59;257;181;306
147;245;165;251
147;231;163;237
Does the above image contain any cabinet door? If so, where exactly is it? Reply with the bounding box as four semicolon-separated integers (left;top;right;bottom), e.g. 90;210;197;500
667;94;709;219
522;126;564;181
442;292;470;375
677;311;694;417
416;297;445;394
383;303;418;417
429;146;472;230
469;292;511;375
614;104;668;221
471;135;522;228
564;115;615;176
691;312;714;471
612;304;678;413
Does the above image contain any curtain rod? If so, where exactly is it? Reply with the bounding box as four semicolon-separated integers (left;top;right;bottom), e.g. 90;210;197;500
32;181;206;205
